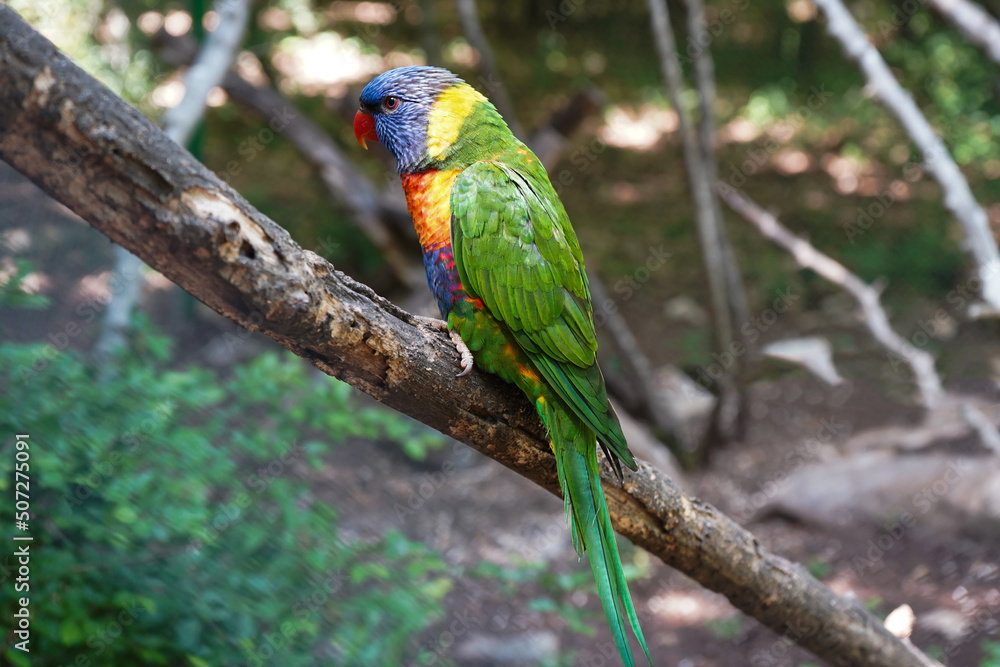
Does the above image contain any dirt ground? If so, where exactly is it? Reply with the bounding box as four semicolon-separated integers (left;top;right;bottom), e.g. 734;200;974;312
312;373;999;667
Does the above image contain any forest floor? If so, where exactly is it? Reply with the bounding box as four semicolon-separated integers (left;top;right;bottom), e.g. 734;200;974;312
316;372;1000;667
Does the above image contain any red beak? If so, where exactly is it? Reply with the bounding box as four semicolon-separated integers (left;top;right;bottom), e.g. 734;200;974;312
354;110;378;149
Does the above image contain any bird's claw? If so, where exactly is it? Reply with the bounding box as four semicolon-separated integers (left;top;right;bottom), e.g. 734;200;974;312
413;315;449;332
450;330;474;377
414;315;474;376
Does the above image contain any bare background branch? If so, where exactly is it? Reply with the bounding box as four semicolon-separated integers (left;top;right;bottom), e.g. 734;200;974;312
813;0;1000;316
719;185;945;408
927;0;1000;65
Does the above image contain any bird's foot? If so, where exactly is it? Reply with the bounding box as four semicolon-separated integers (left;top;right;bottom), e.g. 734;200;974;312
449;330;474;377
413;315;448;331
414;315;474;377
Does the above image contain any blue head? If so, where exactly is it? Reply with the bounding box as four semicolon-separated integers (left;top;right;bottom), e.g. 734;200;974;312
354;66;462;173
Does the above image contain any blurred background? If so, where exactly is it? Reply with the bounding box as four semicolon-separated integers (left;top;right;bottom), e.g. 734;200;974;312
1;0;999;664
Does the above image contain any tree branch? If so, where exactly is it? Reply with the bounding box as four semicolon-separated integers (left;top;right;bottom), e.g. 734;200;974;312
455;0;525;140
682;0;751;341
718;185;945;408
927;0;1000;65
813;0;1000;316
648;0;734;356
0;10;938;666
648;0;750;442
587;269;689;447
95;0;252;361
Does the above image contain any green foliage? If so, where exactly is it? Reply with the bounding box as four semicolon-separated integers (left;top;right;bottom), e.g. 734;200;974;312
839;212;966;298
806;557;832;580
863;596;885;616
704;616;743;641
981;641;1000;667
0;324;452;665
0;261;50;324
923;644;946;662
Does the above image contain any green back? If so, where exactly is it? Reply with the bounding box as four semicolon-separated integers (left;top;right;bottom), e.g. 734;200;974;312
450;154;636;472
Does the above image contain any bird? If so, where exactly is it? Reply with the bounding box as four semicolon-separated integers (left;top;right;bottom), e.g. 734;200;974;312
354;65;651;666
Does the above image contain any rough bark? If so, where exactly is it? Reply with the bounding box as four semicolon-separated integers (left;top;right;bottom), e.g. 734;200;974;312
0;10;938;667
95;0;252;361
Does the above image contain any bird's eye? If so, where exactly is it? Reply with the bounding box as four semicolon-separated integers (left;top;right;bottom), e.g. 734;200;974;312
383;96;400;112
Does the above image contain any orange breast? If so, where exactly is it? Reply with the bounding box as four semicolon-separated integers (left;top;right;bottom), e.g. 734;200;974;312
400;169;462;251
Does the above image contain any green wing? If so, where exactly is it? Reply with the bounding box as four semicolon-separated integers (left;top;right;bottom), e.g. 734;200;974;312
450;158;636;471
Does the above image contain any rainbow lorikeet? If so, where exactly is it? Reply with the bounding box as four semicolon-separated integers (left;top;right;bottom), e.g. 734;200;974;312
355;66;651;666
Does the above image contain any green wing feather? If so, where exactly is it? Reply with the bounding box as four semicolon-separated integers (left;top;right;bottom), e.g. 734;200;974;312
450;154;651;666
449;158;636;472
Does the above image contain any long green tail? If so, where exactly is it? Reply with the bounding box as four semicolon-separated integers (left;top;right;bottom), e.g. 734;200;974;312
543;397;652;667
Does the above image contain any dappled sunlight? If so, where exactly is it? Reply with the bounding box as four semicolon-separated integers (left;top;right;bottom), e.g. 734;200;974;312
985;159;1000;180
203;10;221;32
234;51;269;87
445;37;480;68
719;116;763;144
822;153;864;194
163;10;192;37
145;271;175;292
136;11;164;35
786;0;818;23
149;74;185;109
773;149;811;175
76;271;113;304
206;86;227;108
20;271;50;295
648;591;734;626
327;1;397;24
2;228;31;254
271;31;384;97
611;182;641;204
599;104;679;152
